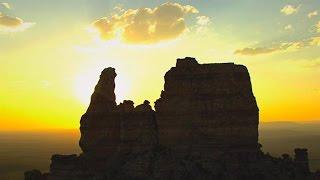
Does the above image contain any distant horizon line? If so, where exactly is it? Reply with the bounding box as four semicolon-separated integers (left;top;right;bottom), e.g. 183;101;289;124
1;120;320;132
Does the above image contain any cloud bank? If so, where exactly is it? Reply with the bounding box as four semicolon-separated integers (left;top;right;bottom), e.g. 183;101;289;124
92;2;199;44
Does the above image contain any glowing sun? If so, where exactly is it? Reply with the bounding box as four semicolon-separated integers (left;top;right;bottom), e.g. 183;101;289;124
74;68;131;105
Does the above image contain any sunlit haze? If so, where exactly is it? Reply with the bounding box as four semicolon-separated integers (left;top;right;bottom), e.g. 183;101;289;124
1;0;319;130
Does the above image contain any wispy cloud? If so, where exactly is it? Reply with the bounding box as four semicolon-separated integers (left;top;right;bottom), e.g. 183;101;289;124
113;4;125;13
0;2;10;9
316;21;320;33
303;59;320;68
308;11;318;18
0;13;35;32
92;2;199;44
195;15;211;33
196;16;210;26
310;36;320;46
234;36;320;56
234;46;285;56
284;24;293;31
235;19;320;56
281;5;300;15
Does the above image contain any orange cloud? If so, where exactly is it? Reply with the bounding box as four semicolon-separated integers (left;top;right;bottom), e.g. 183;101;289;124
0;13;23;27
0;13;34;32
92;2;199;44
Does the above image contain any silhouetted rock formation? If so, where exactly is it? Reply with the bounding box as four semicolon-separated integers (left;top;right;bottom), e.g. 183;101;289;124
86;67;117;113
79;68;157;158
155;57;259;161
24;169;47;180
295;148;310;174
25;57;317;180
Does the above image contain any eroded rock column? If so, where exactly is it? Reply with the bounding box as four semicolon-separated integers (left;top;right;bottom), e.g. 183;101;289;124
79;67;119;156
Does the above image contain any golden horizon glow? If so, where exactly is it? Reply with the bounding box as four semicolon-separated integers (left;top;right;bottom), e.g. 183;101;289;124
1;1;319;130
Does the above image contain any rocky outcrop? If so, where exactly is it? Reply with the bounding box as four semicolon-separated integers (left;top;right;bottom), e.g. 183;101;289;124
86;67;117;113
294;148;310;174
79;68;157;157
25;57;316;180
24;169;47;180
155;57;259;161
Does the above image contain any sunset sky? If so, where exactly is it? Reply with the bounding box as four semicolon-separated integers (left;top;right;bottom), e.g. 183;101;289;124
1;0;319;130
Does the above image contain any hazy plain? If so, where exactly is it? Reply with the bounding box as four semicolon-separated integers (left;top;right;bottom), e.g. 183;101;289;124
0;122;319;179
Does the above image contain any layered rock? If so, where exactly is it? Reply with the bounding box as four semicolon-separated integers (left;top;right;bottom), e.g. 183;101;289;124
25;57;316;180
155;57;259;161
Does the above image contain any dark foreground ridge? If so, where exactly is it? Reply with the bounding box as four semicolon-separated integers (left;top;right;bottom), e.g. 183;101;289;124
25;57;319;180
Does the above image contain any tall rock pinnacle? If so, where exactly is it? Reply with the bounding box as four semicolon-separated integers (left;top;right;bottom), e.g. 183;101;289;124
86;67;117;113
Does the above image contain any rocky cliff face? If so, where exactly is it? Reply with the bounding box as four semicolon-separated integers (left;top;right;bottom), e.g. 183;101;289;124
25;57;316;180
155;57;259;161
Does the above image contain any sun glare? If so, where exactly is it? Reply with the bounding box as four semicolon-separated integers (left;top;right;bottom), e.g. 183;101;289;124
74;67;131;106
